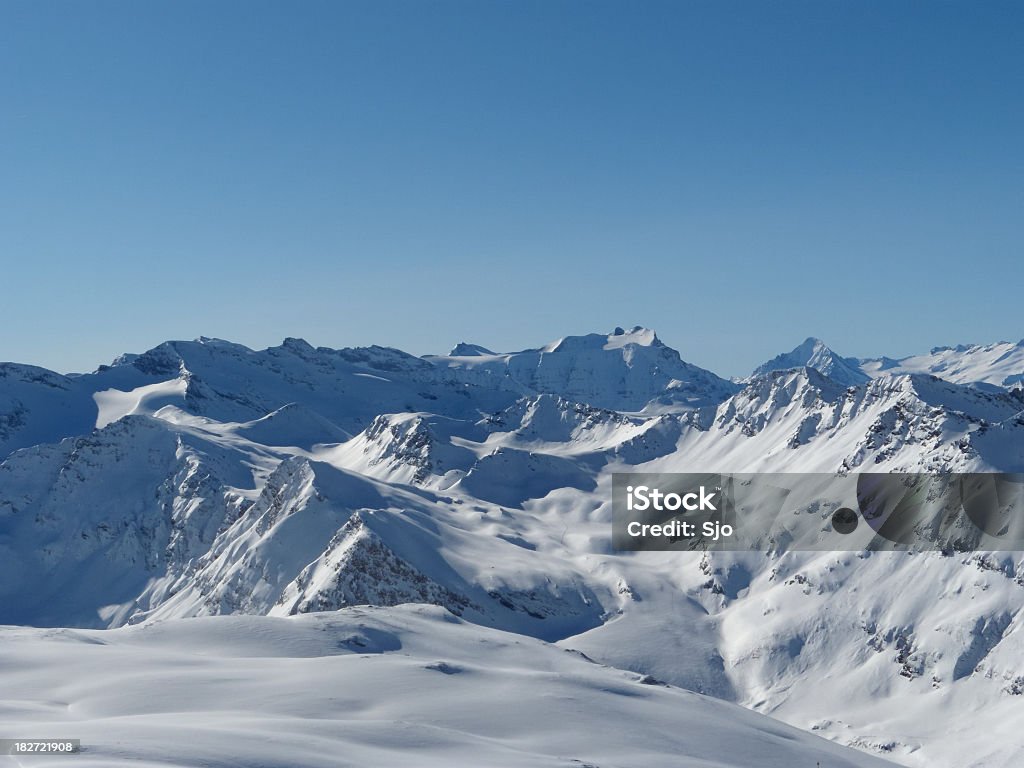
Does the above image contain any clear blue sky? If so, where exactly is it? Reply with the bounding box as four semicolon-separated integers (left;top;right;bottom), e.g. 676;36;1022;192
1;1;1021;377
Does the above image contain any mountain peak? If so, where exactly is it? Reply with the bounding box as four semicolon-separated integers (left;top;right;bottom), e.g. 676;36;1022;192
195;336;233;345
796;336;826;351
426;328;734;411
604;326;659;349
281;337;315;353
752;338;869;387
449;342;496;357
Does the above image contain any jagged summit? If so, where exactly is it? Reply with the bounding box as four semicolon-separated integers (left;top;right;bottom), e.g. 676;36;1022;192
752;337;869;387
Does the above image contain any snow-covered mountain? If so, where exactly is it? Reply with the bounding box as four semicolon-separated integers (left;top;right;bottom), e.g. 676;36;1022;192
3;328;1024;767
753;336;1024;395
0;363;97;457
426;325;739;411
861;339;1024;392
752;336;870;387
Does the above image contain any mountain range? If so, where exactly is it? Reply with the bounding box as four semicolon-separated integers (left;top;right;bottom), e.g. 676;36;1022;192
3;326;1024;767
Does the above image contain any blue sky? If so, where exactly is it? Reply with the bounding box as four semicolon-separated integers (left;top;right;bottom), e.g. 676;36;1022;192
1;1;1021;377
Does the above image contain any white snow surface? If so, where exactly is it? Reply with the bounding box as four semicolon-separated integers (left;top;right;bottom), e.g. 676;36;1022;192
0;605;897;768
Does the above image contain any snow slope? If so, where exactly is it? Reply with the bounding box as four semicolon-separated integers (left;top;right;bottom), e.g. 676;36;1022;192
0;605;897;768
